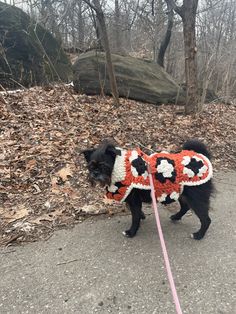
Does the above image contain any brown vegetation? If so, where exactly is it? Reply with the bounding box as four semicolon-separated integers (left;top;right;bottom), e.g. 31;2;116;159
0;85;235;245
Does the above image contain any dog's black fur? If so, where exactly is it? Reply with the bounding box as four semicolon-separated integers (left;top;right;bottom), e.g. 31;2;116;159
83;140;214;240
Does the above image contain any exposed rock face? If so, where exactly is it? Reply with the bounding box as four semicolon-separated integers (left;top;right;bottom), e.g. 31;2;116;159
73;51;185;105
0;2;72;88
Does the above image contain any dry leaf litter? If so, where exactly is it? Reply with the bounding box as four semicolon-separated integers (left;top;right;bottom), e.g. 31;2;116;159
0;85;235;245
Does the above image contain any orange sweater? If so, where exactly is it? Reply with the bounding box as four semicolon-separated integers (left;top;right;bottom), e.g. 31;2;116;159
106;148;213;204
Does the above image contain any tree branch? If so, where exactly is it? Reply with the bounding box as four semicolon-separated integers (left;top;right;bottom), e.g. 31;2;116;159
82;0;97;12
165;0;183;17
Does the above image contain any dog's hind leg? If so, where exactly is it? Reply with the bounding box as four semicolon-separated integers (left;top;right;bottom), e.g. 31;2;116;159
124;190;143;237
170;196;190;221
183;184;212;240
189;201;211;240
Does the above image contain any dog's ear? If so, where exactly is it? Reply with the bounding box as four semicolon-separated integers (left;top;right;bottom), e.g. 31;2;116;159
82;149;95;163
105;144;121;158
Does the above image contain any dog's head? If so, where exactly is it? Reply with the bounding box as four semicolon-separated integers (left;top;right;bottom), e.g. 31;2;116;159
82;141;120;187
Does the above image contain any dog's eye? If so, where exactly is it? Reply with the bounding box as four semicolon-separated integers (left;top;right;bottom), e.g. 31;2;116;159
88;162;97;171
100;164;110;172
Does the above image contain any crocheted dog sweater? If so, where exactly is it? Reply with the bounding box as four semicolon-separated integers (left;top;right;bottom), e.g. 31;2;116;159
106;148;213;204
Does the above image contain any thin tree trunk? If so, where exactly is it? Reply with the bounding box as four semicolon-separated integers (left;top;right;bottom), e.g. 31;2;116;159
97;11;119;104
182;2;199;114
166;0;199;114
78;0;85;50
83;0;119;105
157;4;174;67
114;0;122;53
90;10;103;50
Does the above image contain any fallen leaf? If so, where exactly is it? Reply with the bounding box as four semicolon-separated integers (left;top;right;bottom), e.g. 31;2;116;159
0;205;28;223
26;159;37;171
31;214;55;224
56;165;73;181
30;209;63;224
51;176;60;194
80;204;98;213
102;197;114;205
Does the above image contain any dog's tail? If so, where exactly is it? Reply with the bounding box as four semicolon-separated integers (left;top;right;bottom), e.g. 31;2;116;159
183;139;211;159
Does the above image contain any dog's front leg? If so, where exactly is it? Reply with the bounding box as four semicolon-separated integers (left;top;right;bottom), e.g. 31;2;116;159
124;190;143;238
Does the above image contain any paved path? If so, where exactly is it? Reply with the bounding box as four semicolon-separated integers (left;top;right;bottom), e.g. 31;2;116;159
0;172;236;314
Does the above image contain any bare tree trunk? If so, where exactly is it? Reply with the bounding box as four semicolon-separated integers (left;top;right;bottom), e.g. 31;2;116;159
78;0;85;49
114;0;122;54
182;1;199;114
157;3;174;67
200;53;215;106
167;0;199;114
97;13;119;104
83;0;119;105
90;10;103;50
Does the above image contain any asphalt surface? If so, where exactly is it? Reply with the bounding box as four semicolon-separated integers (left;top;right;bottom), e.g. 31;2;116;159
0;172;236;314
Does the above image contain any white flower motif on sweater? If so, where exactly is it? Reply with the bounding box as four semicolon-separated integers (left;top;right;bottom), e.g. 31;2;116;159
157;159;174;178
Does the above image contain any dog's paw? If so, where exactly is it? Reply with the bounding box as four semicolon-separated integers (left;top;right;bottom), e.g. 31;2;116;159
170;213;181;221
122;230;135;238
191;232;204;240
140;212;146;220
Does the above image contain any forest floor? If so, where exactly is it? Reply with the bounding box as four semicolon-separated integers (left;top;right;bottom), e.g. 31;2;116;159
0;84;235;246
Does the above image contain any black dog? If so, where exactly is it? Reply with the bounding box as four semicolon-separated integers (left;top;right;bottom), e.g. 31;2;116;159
83;140;214;240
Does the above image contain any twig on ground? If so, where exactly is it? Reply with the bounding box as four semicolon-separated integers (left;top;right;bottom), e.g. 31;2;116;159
56;259;78;266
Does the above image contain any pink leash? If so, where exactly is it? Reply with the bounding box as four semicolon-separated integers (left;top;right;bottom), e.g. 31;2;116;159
147;165;183;314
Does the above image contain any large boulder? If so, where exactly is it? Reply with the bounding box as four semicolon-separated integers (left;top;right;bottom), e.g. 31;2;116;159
73;51;185;105
0;2;72;88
